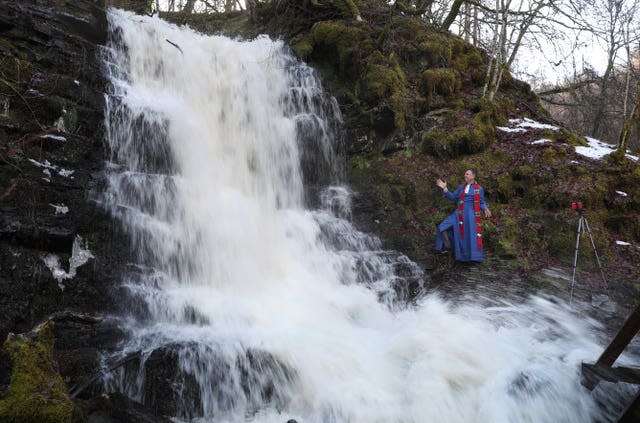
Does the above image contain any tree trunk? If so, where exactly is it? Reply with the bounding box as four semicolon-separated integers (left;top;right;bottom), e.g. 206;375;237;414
616;81;640;156
441;0;465;31
482;0;500;99
463;2;471;42
182;0;196;13
506;1;547;68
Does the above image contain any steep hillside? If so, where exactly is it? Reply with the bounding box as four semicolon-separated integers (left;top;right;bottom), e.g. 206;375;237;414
170;0;640;304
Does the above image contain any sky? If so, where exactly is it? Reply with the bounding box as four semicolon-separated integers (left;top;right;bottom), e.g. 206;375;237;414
447;0;639;88
512;30;612;88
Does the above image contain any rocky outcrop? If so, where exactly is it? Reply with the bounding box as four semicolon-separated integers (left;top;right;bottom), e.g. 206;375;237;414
0;0;151;420
0;0;124;339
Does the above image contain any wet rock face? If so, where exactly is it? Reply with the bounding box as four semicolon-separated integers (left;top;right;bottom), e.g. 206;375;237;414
0;0;136;390
137;344;294;420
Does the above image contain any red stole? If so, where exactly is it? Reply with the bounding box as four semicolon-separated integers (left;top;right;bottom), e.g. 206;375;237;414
458;183;482;250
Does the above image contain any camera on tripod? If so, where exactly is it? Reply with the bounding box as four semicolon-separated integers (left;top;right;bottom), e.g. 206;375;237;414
569;200;608;302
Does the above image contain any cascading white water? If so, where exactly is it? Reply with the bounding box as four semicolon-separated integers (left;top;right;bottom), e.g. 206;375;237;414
100;9;626;423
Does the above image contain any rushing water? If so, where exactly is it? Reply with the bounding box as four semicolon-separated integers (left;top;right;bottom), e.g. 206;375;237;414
100;9;630;423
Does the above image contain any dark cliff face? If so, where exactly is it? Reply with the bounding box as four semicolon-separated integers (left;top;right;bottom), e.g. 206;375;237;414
0;0;138;405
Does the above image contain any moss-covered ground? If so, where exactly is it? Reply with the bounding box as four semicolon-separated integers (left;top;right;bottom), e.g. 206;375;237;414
0;321;74;423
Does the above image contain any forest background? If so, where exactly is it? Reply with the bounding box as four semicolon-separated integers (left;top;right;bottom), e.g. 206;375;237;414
152;0;640;154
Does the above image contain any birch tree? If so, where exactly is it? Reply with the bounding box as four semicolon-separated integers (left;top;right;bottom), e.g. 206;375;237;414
480;0;557;100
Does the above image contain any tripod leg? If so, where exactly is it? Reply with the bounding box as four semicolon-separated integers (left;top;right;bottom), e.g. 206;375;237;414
583;218;609;290
570;217;583;303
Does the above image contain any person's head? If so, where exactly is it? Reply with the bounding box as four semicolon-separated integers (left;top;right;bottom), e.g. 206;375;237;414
464;168;477;184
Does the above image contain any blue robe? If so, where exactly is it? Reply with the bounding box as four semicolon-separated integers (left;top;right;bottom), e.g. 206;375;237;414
434;184;488;262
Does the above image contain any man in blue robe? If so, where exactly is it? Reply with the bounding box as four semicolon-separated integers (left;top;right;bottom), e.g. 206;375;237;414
434;169;491;262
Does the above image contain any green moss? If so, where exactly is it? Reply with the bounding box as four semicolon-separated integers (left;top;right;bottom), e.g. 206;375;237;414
421;68;460;97
492;149;511;164
62;105;78;133
450;48;483;73
334;0;362;19
362;51;409;131
494;173;514;202
539;129;557;141
572;164;589;175
310;20;369;77
417;34;453;67
0;322;74;423
497;215;518;259
420;110;495;158
542;147;557;162
420;128;461;158
468;101;500;152
351;155;371;170
292;35;314;60
513;165;533;180
559;128;587;146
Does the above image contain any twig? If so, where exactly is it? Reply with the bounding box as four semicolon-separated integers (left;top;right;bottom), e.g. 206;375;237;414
165;39;184;55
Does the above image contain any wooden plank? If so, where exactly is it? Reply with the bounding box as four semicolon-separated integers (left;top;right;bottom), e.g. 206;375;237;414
581;303;640;390
597;304;640;367
582;363;640;386
617;389;640;423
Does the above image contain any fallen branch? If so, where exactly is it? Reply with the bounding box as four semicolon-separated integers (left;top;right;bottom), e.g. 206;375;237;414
165;39;184;55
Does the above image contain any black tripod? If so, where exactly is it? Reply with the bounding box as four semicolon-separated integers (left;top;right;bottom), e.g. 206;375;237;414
570;203;608;302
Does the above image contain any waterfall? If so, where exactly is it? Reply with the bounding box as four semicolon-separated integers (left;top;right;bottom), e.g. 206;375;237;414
100;9;621;423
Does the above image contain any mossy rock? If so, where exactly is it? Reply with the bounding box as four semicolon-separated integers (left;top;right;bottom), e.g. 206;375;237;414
500;68;537;100
417;34;452;67
558;128;587;146
420;114;495;158
417;33;467;68
310;20;371;77
292;35;314;60
390;14;429;41
0;322;74;423
362;51;409;132
420;128;463;158
450;48;484;78
421;68;461;98
330;0;362;18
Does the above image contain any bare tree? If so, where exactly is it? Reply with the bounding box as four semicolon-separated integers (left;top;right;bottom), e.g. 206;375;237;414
477;0;557;100
617;81;639;155
441;0;467;31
